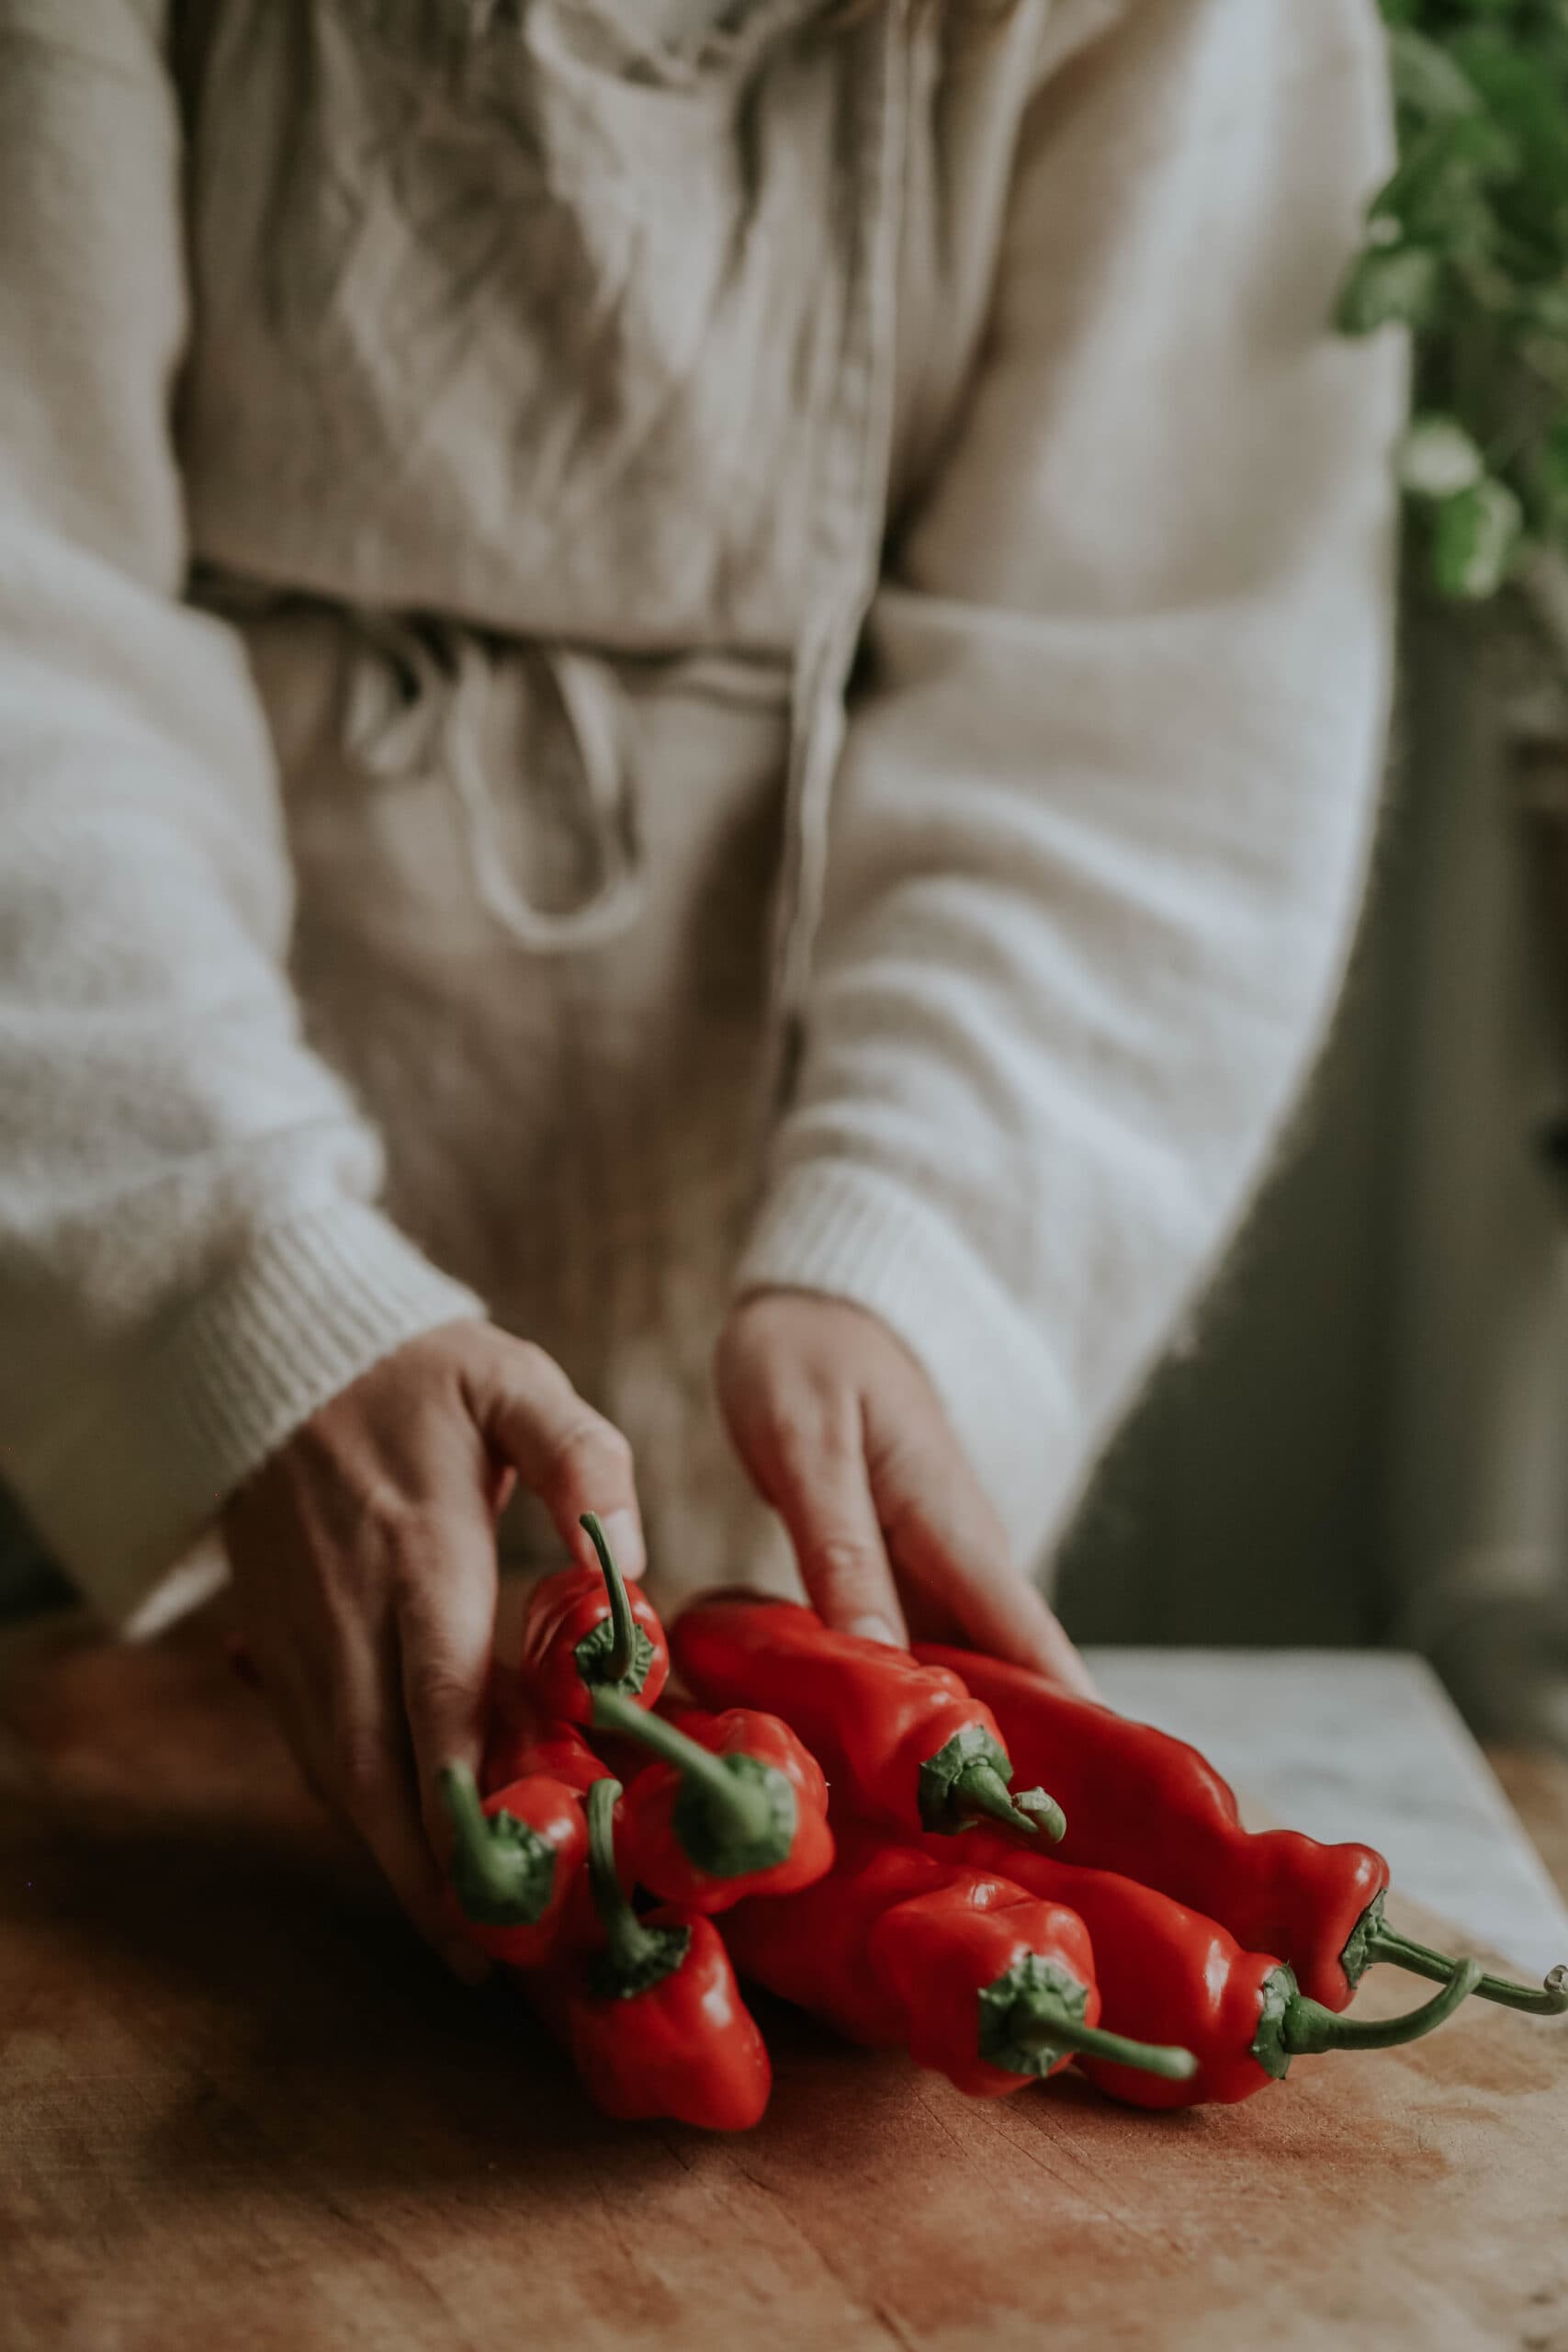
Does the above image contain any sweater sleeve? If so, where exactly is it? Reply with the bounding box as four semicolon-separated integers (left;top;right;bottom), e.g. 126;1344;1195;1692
737;0;1405;1574
0;0;484;1621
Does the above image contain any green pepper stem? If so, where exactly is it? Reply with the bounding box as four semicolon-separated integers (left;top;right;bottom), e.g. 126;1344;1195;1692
1361;1921;1568;2018
582;1776;660;1972
953;1759;1064;1839
583;1779;692;1999
1282;1957;1484;2054
440;1758;492;1859
1010;1786;1069;1842
437;1760;553;1924
1009;1997;1199;2082
580;1511;638;1684
591;1685;775;1847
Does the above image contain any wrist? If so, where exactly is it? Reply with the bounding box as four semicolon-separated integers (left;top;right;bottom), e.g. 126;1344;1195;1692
20;1201;485;1624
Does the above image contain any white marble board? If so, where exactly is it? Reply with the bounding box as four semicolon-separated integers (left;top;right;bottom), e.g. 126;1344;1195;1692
1082;1646;1568;1980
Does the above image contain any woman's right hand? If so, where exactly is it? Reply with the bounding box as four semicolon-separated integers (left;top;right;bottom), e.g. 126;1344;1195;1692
220;1322;643;1983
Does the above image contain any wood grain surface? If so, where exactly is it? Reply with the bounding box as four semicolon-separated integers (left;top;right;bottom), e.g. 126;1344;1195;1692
3;1611;1567;2352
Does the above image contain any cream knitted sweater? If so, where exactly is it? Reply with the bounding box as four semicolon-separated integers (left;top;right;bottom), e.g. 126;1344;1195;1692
0;0;1403;1623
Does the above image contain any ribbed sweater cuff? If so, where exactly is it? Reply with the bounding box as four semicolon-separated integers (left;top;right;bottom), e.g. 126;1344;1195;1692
28;1200;486;1624
734;1161;1076;1573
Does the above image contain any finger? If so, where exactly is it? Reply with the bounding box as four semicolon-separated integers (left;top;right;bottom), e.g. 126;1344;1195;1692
738;1385;908;1648
468;1342;646;1580
389;1505;500;1860
326;1618;491;1985
868;1419;1099;1697
1021;1596;1099;1699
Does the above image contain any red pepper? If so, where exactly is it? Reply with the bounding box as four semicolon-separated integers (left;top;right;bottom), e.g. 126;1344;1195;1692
722;1834;953;2047
437;1761;588;1968
592;1687;833;1915
481;1667;609;1797
867;1872;1197;2099
518;1512;670;1727
724;1833;1194;2096
564;1779;772;2132
931;1828;1484;2109
916;1645;1567;2018
671;1596;1063;1841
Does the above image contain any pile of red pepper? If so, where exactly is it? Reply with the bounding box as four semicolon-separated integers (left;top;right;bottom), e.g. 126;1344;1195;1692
445;1529;1567;2132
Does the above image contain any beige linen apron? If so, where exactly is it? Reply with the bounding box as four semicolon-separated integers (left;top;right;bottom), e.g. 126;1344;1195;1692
173;0;934;1600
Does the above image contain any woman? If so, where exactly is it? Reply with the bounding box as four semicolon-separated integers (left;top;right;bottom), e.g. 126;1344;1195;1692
0;0;1402;1975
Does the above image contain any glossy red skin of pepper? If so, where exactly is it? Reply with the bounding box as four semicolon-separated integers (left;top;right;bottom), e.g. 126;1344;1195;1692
720;1837;951;2046
444;1774;589;1969
867;1875;1100;2099
620;1706;835;1914
568;1910;773;2132
672;1598;1018;1837
518;1563;671;1726
916;1644;1387;2008
481;1668;610;1797
927;1827;1284;2109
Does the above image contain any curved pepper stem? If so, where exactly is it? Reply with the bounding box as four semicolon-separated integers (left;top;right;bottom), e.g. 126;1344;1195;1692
1283;1956;1484;2055
977;1952;1198;2081
438;1761;556;1927
583;1777;690;1996
953;1760;1066;1841
919;1724;1069;1839
590;1686;795;1875
992;1975;1196;2083
579;1512;641;1684
1355;1907;1568;2018
1004;1783;1069;1842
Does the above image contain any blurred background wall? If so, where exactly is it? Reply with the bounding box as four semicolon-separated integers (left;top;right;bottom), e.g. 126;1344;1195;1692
1057;607;1568;1745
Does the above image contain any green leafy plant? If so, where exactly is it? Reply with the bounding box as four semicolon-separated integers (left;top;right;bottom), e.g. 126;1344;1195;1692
1340;0;1568;614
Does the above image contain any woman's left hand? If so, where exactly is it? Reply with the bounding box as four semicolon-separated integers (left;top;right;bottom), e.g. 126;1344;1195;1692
715;1290;1096;1695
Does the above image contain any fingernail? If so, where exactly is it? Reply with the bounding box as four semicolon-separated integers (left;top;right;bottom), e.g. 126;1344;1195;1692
444;1939;492;1988
599;1508;646;1581
848;1615;900;1648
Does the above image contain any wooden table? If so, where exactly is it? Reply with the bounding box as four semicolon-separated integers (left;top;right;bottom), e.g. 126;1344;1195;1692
4;1611;1568;2352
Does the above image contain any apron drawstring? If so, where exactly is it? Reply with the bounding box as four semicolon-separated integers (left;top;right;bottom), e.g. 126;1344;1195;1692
344;614;646;956
446;636;646;954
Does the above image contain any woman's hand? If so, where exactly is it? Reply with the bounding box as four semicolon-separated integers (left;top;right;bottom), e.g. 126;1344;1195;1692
220;1322;643;1982
716;1290;1095;1696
